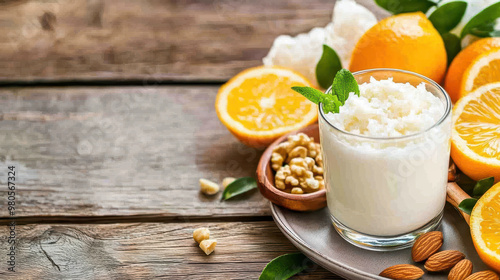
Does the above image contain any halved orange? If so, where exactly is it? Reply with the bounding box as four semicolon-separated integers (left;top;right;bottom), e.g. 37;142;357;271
471;182;500;272
215;66;317;149
445;38;500;103
461;48;500;97
451;82;500;182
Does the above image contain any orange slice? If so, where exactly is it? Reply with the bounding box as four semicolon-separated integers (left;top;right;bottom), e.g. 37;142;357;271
471;181;500;272
451;82;500;182
445;37;500;103
461;48;500;97
215;66;317;149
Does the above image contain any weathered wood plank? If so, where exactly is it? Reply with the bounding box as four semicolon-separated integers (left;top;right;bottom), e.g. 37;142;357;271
0;86;270;219
0;221;341;279
0;0;387;83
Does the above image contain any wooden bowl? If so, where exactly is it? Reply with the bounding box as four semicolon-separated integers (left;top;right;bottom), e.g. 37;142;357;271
256;124;327;211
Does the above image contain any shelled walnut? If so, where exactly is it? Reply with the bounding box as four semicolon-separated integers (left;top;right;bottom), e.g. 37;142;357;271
271;133;324;194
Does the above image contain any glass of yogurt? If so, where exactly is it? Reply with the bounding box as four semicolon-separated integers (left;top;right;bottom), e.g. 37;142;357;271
318;69;452;251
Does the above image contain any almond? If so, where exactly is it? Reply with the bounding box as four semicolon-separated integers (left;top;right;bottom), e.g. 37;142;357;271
424;250;465;272
412;231;443;262
448;259;473;280
464;270;499;280
379;264;424;280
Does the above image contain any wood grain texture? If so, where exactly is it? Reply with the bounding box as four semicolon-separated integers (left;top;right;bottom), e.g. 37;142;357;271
0;86;270;219
0;221;341;279
0;0;388;83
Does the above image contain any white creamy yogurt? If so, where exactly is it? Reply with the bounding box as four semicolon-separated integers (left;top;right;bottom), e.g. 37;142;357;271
319;77;451;236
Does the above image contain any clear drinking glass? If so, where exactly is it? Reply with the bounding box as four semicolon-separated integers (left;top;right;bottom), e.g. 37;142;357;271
318;69;452;251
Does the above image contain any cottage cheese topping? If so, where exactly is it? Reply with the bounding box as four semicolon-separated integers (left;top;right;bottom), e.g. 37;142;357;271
325;77;444;137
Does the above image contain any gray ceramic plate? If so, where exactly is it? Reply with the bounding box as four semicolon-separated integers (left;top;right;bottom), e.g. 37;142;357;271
271;203;487;279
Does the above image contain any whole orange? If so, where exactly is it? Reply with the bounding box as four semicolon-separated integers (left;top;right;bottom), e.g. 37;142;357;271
445;37;500;103
349;12;447;84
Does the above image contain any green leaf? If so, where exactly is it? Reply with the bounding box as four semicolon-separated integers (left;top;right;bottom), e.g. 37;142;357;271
332;69;360;105
473;177;495;197
441;32;462;65
458;198;478;215
461;2;500;38
322;94;342;114
259;253;310;280
221;177;257;201
315;44;342;89
429;1;467;34
291;86;325;105
456;173;477;196
292;69;359;115
469;21;500;37
375;0;436;14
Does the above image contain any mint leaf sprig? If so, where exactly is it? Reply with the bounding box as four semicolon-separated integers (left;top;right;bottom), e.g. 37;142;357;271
292;69;360;114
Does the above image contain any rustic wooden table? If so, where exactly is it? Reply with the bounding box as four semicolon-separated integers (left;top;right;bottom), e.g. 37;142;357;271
0;1;386;279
